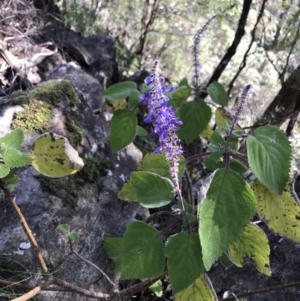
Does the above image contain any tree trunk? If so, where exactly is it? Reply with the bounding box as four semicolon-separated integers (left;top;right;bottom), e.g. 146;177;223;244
254;65;300;127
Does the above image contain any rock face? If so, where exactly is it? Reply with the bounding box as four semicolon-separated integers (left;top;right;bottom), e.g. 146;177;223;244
0;64;143;300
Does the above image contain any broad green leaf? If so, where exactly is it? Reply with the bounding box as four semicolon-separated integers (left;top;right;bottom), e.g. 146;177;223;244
128;89;141;109
149;280;163;297
0;128;24;149
136;125;148;136
247;125;291;194
203;156;221;171
28;133;84;177
137;153;169;177
178;101;212;144
0;142;7;155
104;237;122;274
137;153;186;180
165;232;204;293
68;231;80;242
214;159;248;174
0;163;10;178
229;159;248;174
3;149;32;168
110;109;137;153
175;274;217;301
210;131;224;145
118;171;173;208
121;221;164;279
58;224;70;233
199;168;256;270
103;81;136;101
170;86;191;108
228;224;271;275
118;181;138;202
252;179;300;242
207;82;228;106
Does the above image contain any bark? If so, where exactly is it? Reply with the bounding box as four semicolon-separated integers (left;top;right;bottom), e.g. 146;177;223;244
199;0;253;99
254;65;300;127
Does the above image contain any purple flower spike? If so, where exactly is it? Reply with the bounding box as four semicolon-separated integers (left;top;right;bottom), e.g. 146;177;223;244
140;61;183;200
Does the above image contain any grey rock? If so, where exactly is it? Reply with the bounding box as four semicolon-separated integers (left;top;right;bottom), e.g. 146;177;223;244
0;65;142;300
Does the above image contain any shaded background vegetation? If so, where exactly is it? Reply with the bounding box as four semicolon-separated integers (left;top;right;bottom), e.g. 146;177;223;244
60;0;300;128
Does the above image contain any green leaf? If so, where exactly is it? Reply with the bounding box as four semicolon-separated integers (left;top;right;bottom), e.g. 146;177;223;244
3;149;32;168
121;221;165;279
252;179;300;242
103;81;137;101
137;153;186;180
0;163;10;178
175;274;217;301
28;133;84;178
68;231;80;242
219;252;233;267
136;126;148;136
0;129;24;149
2;172;18;184
137;153;169;176
118;171;173;208
110;109;137;153
178;101;212;144
128;90;141;109
0;143;7;156
228;224;271;276
229;159;248;174
210;131;224;145
58;224;70;233
165;232;204;293
178;78;189;87
247;125;291;194
118;181;138;202
204;156;221;171
104;237;122;274
199;168;256;270
149;280;163;297
170;86;191;108
207;82;228;106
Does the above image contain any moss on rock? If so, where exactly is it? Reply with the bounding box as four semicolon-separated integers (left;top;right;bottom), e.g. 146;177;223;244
10;80;83;147
11;99;52;133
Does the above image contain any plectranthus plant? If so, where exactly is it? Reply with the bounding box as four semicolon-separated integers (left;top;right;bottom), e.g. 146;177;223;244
102;21;297;301
139;60;184;207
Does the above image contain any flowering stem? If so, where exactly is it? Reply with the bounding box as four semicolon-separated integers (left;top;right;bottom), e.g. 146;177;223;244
185;151;212;164
140;61;184;210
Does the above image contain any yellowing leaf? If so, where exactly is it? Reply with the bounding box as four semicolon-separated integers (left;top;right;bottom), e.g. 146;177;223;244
215;108;241;131
200;126;214;139
28;132;84;177
149;280;163;297
228;224;271;276
252;179;300;242
105;99;128;110
175;274;217;301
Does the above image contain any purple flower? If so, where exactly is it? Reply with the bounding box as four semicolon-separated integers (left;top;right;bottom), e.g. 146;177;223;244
140;64;183;160
140;61;183;199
